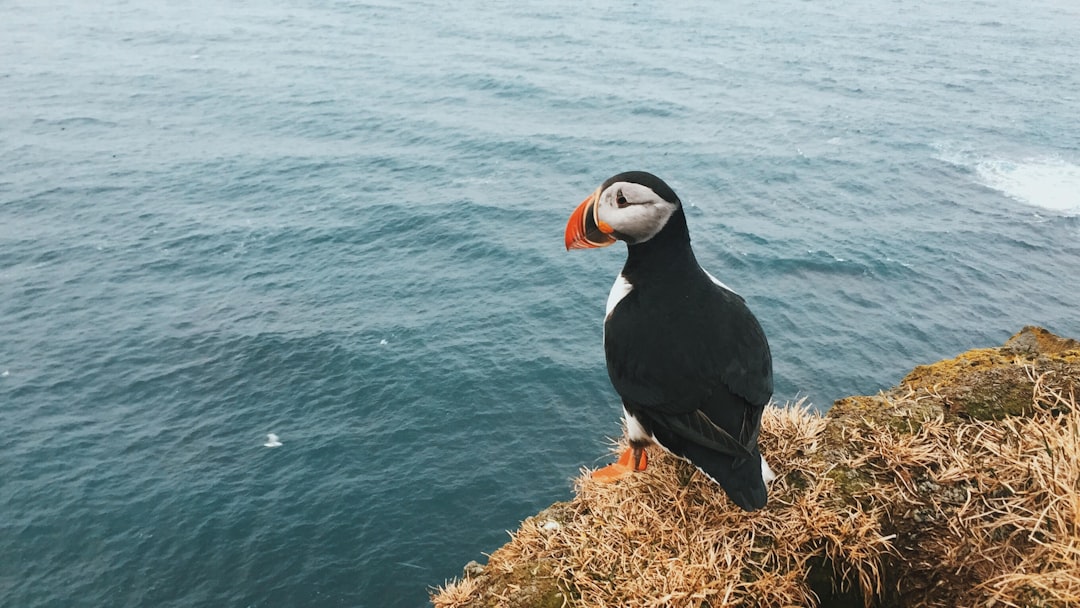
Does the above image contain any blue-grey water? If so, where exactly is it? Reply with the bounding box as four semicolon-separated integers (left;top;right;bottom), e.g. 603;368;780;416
2;1;1079;606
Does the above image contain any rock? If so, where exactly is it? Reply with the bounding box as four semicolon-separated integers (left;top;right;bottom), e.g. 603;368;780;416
898;326;1079;420
432;327;1080;608
1003;325;1080;356
463;561;485;578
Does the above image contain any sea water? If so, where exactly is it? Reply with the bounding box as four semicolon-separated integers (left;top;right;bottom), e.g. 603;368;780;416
2;0;1079;606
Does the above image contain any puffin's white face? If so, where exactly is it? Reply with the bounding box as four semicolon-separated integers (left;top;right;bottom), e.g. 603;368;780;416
564;178;679;250
593;181;678;245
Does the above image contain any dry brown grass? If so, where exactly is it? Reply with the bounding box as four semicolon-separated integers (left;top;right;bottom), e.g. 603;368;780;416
432;331;1080;608
435;400;894;608
432;576;482;608
865;367;1080;608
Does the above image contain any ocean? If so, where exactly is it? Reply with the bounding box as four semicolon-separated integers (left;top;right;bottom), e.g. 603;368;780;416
2;0;1078;606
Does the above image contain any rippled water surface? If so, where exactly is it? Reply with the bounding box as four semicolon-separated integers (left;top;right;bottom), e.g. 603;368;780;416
2;1;1079;606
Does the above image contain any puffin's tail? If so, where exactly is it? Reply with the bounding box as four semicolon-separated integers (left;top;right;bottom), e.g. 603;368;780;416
680;442;769;511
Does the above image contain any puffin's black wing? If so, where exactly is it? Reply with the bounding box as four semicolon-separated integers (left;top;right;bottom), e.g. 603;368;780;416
603;271;773;510
603;271;773;416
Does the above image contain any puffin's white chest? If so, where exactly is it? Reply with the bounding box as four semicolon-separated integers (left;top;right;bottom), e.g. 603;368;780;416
605;274;634;320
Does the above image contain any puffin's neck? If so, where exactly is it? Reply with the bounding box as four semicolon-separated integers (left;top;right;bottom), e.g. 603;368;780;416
622;206;699;279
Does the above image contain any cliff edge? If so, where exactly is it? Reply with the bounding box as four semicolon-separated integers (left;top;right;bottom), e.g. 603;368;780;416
432;326;1080;608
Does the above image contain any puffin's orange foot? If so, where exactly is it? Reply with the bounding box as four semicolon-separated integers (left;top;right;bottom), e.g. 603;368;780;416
591;447;649;482
591;461;634;481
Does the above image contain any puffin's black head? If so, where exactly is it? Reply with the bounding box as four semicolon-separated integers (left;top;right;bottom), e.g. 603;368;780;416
565;171;683;250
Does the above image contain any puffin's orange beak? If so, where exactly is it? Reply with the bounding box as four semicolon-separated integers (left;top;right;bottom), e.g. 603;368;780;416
565;188;617;250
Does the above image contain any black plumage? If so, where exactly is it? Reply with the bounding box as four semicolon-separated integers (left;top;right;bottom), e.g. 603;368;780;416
598;172;773;511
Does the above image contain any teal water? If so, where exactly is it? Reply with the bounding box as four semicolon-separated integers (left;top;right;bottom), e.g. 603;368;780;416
2;1;1079;606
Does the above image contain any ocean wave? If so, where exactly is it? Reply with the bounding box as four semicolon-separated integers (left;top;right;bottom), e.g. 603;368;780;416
933;144;1080;215
975;157;1080;215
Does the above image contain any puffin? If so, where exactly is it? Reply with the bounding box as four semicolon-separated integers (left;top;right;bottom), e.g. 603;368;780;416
564;171;775;511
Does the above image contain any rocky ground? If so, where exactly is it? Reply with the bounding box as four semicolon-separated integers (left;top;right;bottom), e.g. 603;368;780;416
432;326;1080;608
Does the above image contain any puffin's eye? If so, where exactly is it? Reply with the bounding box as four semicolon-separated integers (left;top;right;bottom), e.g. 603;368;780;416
616;190;628;207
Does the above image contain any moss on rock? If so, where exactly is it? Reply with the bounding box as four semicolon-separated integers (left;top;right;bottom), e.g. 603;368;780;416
896;327;1080;420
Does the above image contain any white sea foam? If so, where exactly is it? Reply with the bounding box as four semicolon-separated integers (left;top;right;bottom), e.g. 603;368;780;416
976;157;1080;215
933;143;1080;216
